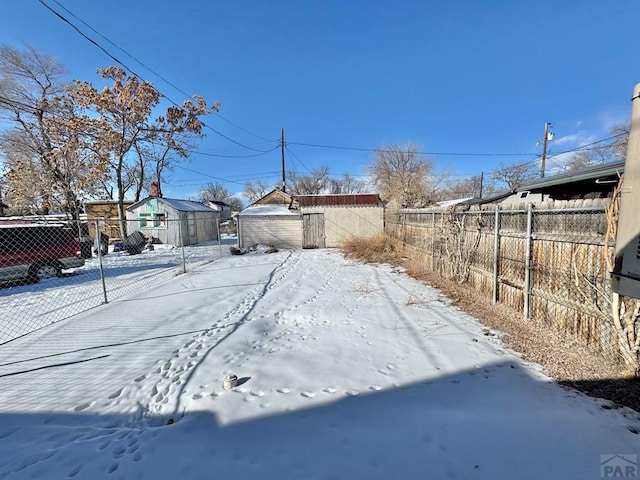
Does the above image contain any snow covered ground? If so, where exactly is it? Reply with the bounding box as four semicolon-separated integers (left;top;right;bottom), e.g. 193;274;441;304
0;238;232;344
0;247;638;479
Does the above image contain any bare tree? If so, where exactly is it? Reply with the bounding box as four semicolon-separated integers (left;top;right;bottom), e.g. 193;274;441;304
442;175;497;201
287;166;330;195
329;173;368;194
564;123;630;171
200;182;231;202
369;143;436;208
0;45;106;218
200;182;243;210
490;161;537;191
244;180;272;203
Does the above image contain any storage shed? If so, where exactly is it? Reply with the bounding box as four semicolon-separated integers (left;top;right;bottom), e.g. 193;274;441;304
237;203;302;249
237;190;385;249
126;197;219;246
296;194;385;248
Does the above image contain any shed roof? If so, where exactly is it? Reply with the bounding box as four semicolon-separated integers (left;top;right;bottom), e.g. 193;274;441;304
238;204;300;216
295;194;382;207
127;197;215;212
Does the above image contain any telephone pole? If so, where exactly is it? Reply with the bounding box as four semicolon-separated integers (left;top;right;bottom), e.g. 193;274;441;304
540;122;552;178
281;128;286;193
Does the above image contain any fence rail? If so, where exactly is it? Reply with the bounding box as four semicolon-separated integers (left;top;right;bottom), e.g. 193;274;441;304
0;216;226;344
386;199;621;362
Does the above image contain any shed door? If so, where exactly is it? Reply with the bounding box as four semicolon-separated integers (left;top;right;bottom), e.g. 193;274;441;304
303;213;325;249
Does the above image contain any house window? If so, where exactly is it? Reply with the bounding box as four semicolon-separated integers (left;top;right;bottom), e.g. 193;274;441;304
138;212;167;229
139;213;151;227
154;213;166;227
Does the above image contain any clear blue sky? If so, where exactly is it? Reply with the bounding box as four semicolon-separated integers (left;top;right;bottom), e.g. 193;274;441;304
1;1;639;199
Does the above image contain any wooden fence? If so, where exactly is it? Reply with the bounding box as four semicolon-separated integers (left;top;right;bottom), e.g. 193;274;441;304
385;199;620;361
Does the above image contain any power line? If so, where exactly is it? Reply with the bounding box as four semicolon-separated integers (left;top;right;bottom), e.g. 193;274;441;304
288;131;628;159
38;0;272;153
287;141;537;157
48;0;272;143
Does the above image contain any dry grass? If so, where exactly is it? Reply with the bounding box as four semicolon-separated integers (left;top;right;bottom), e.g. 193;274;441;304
340;235;397;264
354;280;374;295
404;294;426;307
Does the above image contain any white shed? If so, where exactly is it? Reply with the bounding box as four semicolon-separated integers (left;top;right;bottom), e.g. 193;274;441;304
237;204;302;249
296;194;385;248
126;197;219;246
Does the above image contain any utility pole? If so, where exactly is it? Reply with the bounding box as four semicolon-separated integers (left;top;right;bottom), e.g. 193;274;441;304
540;122;552;178
281;128;286;193
478;172;484;199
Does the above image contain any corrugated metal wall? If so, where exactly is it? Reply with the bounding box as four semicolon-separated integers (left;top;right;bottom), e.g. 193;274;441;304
238;216;303;249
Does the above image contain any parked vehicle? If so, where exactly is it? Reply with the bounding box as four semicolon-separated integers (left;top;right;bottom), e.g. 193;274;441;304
0;224;85;284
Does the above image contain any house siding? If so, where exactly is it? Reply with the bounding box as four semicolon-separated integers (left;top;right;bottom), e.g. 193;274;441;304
126;198;218;246
238;215;302;249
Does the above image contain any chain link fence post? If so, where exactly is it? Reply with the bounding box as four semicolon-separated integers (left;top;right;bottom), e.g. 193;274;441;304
179;219;186;273
431;212;436;271
493;206;500;305
216;216;222;259
523;203;534;319
95;219;109;304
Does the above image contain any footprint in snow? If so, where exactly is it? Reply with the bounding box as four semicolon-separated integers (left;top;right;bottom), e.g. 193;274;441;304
301;391;316;398
67;465;82;477
108;388;124;399
276;387;290;394
369;385;382;391
345;390;359;396
323;387;337;394
250;390;265;397
74;401;94;412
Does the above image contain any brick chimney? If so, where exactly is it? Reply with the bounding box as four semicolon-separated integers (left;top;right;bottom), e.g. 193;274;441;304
150;182;160;197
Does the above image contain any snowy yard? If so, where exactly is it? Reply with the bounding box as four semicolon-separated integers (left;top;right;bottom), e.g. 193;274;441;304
0;239;232;344
0;248;638;479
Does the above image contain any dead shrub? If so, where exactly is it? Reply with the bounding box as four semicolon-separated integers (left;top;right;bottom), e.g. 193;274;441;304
340;234;397;264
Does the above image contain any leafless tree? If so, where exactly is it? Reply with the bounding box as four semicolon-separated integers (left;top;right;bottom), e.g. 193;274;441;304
287;166;330;195
200;182;231;202
442;175;498;201
564;123;629;171
244;180;272;203
200;182;243;209
0;45;104;218
369;143;436;208
490;161;538;191
328;173;368;194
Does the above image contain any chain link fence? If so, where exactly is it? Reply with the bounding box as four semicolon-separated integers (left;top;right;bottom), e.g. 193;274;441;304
0;216;229;345
386;199;620;362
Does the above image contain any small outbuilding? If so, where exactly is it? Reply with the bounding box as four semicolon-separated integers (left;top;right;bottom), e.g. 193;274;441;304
237;190;302;249
126;196;219;246
236;190;385;249
295;194;385;248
